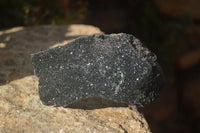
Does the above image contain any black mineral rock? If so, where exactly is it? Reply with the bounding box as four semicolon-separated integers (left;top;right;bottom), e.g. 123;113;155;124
31;33;164;107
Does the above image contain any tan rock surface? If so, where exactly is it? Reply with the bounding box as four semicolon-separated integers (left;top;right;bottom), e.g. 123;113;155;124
0;76;151;133
0;25;151;132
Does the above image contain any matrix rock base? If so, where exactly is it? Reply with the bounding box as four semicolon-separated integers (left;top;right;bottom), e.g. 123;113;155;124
31;33;164;107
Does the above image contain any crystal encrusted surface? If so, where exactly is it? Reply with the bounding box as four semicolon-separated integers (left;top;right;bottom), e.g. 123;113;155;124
31;33;164;107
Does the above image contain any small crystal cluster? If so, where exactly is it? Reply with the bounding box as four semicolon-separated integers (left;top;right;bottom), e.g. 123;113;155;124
31;33;164;107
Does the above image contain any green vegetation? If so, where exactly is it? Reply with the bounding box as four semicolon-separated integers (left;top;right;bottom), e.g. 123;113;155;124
0;0;192;72
0;0;88;29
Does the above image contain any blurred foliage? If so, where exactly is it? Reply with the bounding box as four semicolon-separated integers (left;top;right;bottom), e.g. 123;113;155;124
130;1;192;71
0;0;88;29
0;0;193;72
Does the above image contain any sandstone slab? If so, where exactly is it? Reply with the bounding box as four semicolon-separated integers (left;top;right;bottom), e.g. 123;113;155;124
0;76;151;133
0;25;151;132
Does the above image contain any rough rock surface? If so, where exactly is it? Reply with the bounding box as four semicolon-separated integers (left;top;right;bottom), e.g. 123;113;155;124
31;33;164;107
0;76;151;133
0;25;151;132
0;24;102;85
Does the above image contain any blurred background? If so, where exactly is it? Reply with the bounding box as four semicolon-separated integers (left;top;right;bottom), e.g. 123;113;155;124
0;0;200;132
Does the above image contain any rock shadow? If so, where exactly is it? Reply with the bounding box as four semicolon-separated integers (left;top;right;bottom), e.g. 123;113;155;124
66;97;128;110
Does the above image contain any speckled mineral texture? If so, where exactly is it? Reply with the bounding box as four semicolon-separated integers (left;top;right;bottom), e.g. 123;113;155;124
31;33;164;107
0;24;102;85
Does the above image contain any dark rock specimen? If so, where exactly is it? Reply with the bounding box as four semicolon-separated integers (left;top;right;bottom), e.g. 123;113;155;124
31;33;164;107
